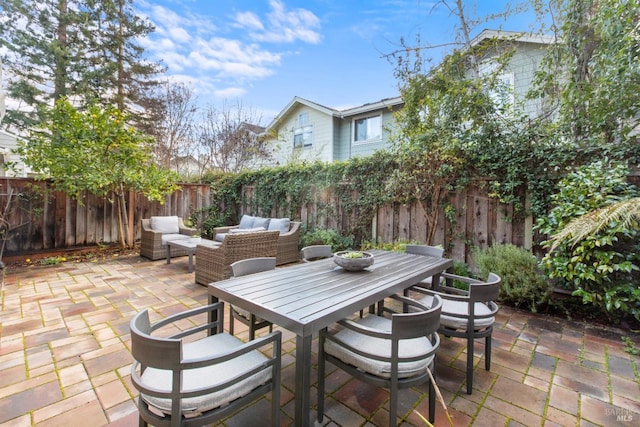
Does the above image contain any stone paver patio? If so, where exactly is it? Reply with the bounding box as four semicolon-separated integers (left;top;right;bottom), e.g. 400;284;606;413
0;254;638;426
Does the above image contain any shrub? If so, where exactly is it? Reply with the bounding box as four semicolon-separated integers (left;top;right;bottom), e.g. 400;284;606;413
300;226;354;252
536;160;640;322
474;243;552;312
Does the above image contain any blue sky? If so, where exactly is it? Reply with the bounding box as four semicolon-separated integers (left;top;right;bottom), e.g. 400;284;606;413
137;0;544;124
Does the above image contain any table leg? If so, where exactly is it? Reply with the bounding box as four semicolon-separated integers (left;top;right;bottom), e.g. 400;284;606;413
208;294;219;336
187;251;194;273
166;244;171;264
294;334;313;427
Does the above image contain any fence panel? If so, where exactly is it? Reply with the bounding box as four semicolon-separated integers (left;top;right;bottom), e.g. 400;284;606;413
2;176;529;262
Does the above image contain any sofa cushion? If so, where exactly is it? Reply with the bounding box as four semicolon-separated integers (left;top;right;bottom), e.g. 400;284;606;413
151;216;180;234
268;218;290;234
238;215;256;229
253;217;271;229
229;227;266;234
214;233;227;242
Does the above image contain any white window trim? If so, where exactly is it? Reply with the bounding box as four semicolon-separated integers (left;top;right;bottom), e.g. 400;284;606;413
352;114;382;145
293;124;313;149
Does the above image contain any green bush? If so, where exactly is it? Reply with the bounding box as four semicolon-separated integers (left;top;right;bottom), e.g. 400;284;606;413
361;239;424;252
474;243;552;312
300;226;354;252
536;160;640;322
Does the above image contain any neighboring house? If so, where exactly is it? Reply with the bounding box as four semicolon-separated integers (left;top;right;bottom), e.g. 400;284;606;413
470;29;554;118
264;96;404;165
0;129;31;177
264;29;552;166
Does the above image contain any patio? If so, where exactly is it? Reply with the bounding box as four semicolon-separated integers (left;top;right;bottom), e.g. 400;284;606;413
0;254;638;426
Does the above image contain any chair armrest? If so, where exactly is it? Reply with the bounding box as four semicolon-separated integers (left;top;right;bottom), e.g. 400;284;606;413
154;302;225;337
442;272;482;285
413;287;471;302
178;217;198;236
279;221;301;238
196;243;221;257
182;330;282;369
213;225;239;234
141;225;163;242
179;225;197;235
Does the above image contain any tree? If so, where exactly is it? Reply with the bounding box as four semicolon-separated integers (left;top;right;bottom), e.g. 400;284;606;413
77;0;164;118
0;0;87;130
387;1;523;244
17;98;180;249
0;0;163;130
141;82;198;178
531;0;640;150
197;101;272;174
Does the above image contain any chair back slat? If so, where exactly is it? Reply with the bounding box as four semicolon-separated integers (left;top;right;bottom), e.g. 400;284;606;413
130;310;182;369
469;273;501;303
231;257;276;277
301;245;333;262
392;295;442;339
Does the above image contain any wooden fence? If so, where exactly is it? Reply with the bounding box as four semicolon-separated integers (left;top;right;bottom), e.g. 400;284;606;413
0;178;211;257
1;177;532;262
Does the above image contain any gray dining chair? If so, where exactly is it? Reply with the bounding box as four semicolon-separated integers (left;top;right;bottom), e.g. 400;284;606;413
406;244;445;288
300;245;333;262
130;302;281;427
411;272;500;394
229;257;277;340
317;294;442;427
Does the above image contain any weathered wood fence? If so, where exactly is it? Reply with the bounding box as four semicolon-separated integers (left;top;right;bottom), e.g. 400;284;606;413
0;178;211;257
1;177;532;262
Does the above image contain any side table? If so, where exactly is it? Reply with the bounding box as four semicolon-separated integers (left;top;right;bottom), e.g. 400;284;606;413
166;238;221;273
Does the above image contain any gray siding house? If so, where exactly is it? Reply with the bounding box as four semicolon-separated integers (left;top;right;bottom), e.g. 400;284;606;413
471;29;553;118
264;30;551;166
265;96;404;165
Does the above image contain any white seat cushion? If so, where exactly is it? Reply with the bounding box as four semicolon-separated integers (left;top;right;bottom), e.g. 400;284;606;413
419;294;495;330
139;333;272;415
214;233;227;242
324;315;435;379
228;227;266;234
151;216;180;234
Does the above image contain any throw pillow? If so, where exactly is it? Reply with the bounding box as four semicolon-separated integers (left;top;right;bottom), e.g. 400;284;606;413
253;216;271;229
238;214;256;229
268;218;291;234
150;216;180;234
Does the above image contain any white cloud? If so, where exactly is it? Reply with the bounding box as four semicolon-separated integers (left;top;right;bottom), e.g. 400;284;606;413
214;87;247;99
242;0;322;44
235;11;264;31
168;26;191;44
137;0;320;105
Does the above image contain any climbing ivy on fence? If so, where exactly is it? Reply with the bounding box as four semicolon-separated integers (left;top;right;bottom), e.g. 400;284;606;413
198;153;397;243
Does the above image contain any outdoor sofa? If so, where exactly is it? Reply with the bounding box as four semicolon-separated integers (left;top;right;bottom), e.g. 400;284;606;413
140;216;197;260
195;230;279;284
213;215;301;265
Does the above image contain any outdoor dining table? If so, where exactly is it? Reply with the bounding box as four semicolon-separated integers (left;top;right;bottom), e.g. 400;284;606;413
207;249;453;427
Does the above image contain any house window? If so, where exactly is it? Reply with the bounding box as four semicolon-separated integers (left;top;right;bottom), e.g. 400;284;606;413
298;112;308;125
353;115;382;143
479;60;514;113
293;125;313;148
